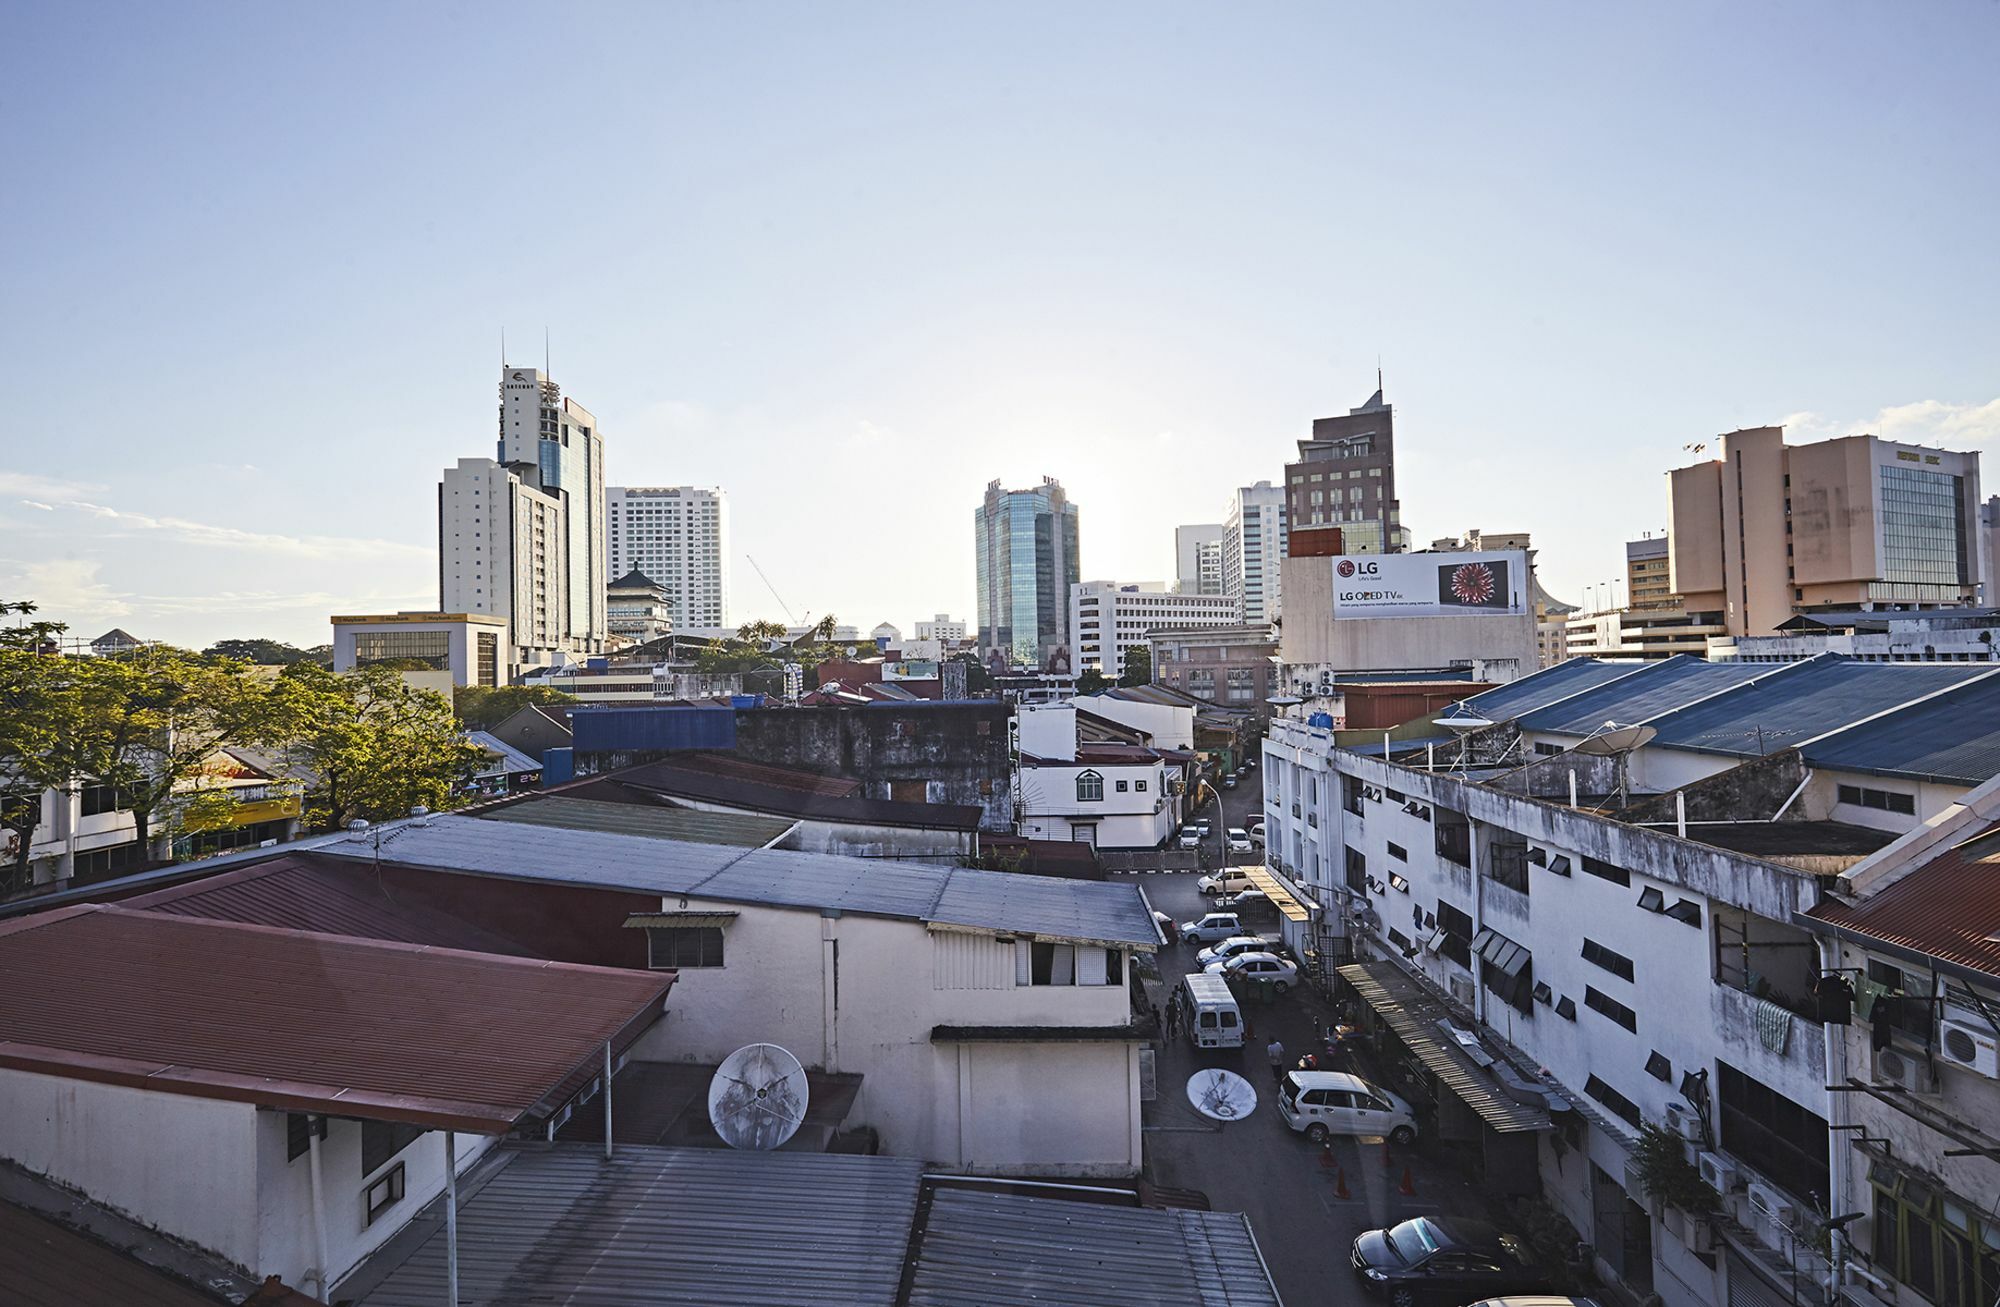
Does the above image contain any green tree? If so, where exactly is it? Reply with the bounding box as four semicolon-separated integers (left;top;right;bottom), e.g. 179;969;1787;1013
203;638;316;665
277;664;487;830
735;619;787;645
1076;667;1109;694
452;682;574;728
950;652;994;694
1119;645;1152;687
0;605;123;887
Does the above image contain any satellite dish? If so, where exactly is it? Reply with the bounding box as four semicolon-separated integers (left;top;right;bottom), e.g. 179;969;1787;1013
1441;712;1492;732
708;1043;811;1150
1187;1068;1258;1122
1575;722;1657;755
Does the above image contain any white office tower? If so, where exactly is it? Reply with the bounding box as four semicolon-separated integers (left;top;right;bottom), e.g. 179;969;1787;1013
1174;524;1224;595
1223;482;1288;624
607;487;730;629
438;365;608;671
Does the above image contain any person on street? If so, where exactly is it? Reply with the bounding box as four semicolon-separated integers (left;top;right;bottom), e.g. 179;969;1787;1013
1265;1037;1286;1083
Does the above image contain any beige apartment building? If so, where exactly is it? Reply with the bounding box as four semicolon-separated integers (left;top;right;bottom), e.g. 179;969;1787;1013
1668;425;1981;637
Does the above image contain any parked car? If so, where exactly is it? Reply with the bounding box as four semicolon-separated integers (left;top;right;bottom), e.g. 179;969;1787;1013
1195;934;1278;968
1466;1299;1602;1307
1221;773;1239;789
1178;912;1246;945
1194;818;1213;836
1351;1217;1549;1307
1206;951;1298;992
1151;910;1179;944
1226;827;1253;853
1216;888;1270;911
1277;1070;1418;1144
1176;826;1203;850
1196;868;1255;895
1249;826;1266;848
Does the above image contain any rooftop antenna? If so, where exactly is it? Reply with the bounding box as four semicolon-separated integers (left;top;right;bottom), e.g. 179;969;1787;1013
544;326;551;378
500;327;506;368
708;1043;810;1149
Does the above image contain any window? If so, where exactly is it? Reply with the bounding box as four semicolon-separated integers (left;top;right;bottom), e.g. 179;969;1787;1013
1868;958;1934;1042
1344;847;1367;894
1388;873;1410;893
1837;783;1917;816
1115;779;1129;793
1584;1074;1642;1128
1435;811;1470;865
364;1162;406;1226
1436;902;1473;968
1076;770;1104;802
647;927;724;968
1581;856;1630;886
1584;986;1637;1032
1343;776;1364;816
79;783;132;817
1135;779;1148;792
1872;1166;2000;1307
1022;941;1117;985
1487;841;1531;895
362;1120;422;1177
1718;1061;1830;1203
1387;842;1407;862
286;1113;327;1163
352;629;451;670
1582;939;1635;982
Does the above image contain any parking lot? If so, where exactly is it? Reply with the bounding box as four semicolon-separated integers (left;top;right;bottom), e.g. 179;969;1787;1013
1138;869;1501;1305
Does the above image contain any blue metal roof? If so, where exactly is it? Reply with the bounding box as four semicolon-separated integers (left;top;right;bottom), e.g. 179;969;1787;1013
1446;657;1653;724
1644;657;2000;758
1803;674;2000;786
1517;656;1780;736
316;815;1160;946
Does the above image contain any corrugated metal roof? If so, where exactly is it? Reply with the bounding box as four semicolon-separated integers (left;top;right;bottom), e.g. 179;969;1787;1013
317;816;1160;946
1450;658;1653;723
1801;675;2000;786
905;1188;1279;1307
468;730;540;776
0;905;672;1132
355;1144;924;1306
614;760;984;830
1338;961;1551;1134
1807;822;2000;977
483;796;794;847
1643;657;1998;757
0;1200;232;1307
1516;656;1779;736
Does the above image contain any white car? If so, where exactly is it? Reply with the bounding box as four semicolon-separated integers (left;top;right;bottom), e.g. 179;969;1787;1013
1196;868;1254;895
1206;951;1299;992
1221;773;1239;789
1226;827;1252;853
1277;1071;1418;1145
1178;912;1246;945
1176;826;1203;850
1194;819;1212;836
1249;825;1266;848
1195;934;1277;968
1216;888;1270;911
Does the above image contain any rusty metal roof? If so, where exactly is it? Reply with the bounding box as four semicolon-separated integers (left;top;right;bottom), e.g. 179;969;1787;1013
0;905;673;1133
1806;823;2000;978
0;1200;235;1307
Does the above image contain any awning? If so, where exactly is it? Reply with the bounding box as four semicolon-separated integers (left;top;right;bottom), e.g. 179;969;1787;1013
1337;961;1552;1135
1242;865;1318;924
623;911;740;930
1472;927;1530;979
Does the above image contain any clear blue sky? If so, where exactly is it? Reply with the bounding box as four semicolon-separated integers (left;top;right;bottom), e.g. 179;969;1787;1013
4;2;1996;646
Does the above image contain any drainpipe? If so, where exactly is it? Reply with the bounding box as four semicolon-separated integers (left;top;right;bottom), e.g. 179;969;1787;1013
603;1041;615;1160
444;1131;460;1307
1467;816;1487;1023
306;1116;330;1300
1819;932;1850;1306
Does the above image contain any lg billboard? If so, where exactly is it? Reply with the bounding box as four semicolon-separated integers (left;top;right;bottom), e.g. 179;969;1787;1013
1330;551;1529;620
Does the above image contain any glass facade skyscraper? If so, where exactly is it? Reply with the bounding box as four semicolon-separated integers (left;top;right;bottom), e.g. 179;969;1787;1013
974;478;1080;669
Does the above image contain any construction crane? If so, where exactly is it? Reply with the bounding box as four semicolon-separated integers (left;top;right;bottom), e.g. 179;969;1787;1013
744;555;801;627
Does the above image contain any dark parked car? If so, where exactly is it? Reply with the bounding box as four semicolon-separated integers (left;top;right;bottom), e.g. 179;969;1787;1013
1351;1216;1549;1307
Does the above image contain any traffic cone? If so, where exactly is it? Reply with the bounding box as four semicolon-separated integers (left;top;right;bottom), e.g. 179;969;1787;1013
1336;1166;1351;1200
1318;1143;1335;1169
1399;1166;1416;1196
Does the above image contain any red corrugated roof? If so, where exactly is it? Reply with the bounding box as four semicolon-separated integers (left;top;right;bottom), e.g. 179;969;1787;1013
0;1200;240;1307
0;905;673;1133
1808;822;2000;978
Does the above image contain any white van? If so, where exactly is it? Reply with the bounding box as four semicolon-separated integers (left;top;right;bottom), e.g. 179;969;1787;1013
1277;1070;1418;1144
1180;972;1245;1050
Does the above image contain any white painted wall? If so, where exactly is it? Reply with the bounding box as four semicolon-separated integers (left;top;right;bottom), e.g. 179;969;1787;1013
1072;697;1195;750
1017;704;1079;761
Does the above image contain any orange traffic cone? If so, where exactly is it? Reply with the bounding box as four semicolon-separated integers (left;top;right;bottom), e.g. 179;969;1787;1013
1399;1165;1416;1196
1336;1166;1351;1200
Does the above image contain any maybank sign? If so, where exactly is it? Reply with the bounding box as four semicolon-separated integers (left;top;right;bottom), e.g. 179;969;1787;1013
1330;550;1529;620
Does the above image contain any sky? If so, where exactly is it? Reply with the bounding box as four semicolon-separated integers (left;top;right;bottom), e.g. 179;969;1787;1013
3;2;1997;648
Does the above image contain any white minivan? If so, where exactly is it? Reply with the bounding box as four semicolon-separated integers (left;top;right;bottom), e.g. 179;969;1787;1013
1277;1071;1418;1145
1179;972;1245;1050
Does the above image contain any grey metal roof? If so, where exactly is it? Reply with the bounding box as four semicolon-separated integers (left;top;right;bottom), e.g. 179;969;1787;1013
468;730;540;776
1642;656;1999;758
1802;675;2000;786
1516;655;1779;736
317;815;1160;946
482;796;795;848
355;1144;924;1306
1448;657;1653;724
905;1187;1279;1307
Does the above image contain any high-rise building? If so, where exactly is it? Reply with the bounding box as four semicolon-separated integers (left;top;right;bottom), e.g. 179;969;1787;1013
607;486;729;629
1222;483;1286;624
496;365;607;651
1668;426;1982;637
1070;581;1241;679
1173;524;1224;595
915;614;968;642
1285;385;1407;554
974;478;1080;668
1625;534;1676;610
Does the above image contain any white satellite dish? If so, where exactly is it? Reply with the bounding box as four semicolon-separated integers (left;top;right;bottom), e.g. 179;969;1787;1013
1186;1068;1258;1122
1440;712;1492;732
708;1043;811;1150
1575;722;1657;756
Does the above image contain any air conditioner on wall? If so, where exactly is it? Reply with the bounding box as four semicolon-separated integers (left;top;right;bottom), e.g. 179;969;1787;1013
1448;975;1475;1007
1746;1182;1795;1252
1873;1045;1938;1095
1938;1017;2000;1079
1664;1101;1702;1142
1697;1153;1743;1219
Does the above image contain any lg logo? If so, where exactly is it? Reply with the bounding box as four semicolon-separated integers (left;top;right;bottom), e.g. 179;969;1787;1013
1336;559;1379;578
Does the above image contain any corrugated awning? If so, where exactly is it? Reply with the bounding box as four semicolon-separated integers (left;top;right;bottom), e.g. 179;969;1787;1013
1472;926;1530;979
623;911;740;929
1337;961;1552;1135
924;920;1140;951
1241;865;1317;924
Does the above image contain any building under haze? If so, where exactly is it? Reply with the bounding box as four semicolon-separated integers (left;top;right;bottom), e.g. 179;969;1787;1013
1668;426;1982;637
1173;522;1223;595
1222;483;1287;625
974;478;1080;669
607;486;729;629
438;365;608;670
1285;384;1407;554
1070;580;1239;680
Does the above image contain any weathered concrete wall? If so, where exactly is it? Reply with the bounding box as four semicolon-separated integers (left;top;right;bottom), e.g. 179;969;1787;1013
733;703;1014;831
1620;748;1807;824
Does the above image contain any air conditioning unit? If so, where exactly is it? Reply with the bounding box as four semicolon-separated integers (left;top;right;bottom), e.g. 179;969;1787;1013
1664;1101;1702;1142
1448;975;1475;1007
1938;1017;2000;1078
1623;1158;1656;1214
1697;1153;1743;1219
1873;1045;1938;1095
1746;1181;1795;1251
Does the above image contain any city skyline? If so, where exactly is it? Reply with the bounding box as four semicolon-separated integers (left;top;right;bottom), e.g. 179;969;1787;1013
5;3;1998;648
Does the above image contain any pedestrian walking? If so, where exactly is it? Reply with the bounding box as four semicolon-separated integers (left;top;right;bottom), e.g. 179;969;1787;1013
1266;1037;1286;1084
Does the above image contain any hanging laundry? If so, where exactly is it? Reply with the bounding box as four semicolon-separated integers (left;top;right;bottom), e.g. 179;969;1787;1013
1812;974;1855;1026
